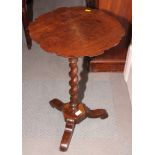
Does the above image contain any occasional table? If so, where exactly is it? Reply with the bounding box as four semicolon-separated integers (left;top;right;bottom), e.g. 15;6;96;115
29;6;125;151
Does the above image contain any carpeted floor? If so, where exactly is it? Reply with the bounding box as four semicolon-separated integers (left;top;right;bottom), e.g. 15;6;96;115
22;0;131;155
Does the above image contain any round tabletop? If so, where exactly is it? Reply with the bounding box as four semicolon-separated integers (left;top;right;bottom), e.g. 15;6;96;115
29;7;125;58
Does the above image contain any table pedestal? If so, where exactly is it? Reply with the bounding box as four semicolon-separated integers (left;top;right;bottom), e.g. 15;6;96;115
50;58;108;151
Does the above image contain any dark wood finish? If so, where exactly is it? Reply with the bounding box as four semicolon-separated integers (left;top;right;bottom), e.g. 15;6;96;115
90;0;132;72
22;0;96;50
29;7;125;151
85;106;108;119
49;98;64;111
21;0;95;49
49;57;108;151
90;42;128;72
22;0;32;49
50;97;108;151
29;7;125;57
69;58;78;110
86;0;99;9
60;121;75;151
49;56;109;151
99;0;132;22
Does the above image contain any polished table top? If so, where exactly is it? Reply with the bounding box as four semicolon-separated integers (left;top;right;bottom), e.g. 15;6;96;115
29;7;125;58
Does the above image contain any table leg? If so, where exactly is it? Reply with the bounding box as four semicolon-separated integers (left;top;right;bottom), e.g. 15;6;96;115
49;57;108;151
60;121;75;151
85;106;108;119
49;98;64;111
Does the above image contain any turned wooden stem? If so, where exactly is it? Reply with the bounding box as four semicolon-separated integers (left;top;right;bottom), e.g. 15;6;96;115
69;58;78;110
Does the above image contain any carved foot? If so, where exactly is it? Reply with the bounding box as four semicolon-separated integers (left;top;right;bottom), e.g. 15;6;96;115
49;98;64;111
85;106;108;119
60;121;75;152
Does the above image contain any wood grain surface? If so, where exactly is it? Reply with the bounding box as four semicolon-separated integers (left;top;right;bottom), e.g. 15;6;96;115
89;0;132;72
29;6;125;57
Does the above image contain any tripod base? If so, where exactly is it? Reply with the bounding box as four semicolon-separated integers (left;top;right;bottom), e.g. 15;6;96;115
50;98;108;151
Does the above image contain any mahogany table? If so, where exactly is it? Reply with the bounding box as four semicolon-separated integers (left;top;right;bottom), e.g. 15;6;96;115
29;6;125;151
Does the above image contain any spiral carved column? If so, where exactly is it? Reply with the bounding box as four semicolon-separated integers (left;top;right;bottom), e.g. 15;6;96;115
68;58;78;110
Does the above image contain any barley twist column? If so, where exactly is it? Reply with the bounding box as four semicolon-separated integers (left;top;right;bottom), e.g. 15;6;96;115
68;58;79;111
